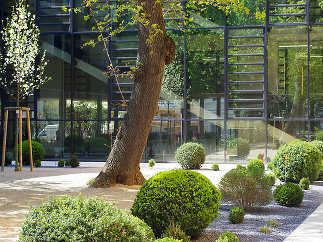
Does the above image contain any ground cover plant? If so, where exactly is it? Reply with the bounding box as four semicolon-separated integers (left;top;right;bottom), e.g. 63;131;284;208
219;164;272;210
175;142;206;169
272;140;321;182
216;231;237;242
131;169;221;238
19;195;155;241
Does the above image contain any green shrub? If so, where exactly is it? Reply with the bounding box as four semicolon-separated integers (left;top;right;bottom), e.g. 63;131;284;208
227;138;250;159
161;222;190;242
273;182;304;207
273;141;322;182
86;137;108;153
175;142;205;170
131;170;221;238
311;140;323;155
229;206;245;224
318;162;323;181
247;159;264;171
299;177;310;190
4;154;12;166
211;163;219;171
148;159;156;168
266;173;276;186
19;196;155;241
65;159;71;166
219;165;272;210
316;131;323;141
34;159;41;167
154;239;182;242
58;159;65;167
299;137;307;142
13;140;45;165
69;155;79;168
257;153;263;160
64;134;85;153
267;162;274;171
216;231;237;242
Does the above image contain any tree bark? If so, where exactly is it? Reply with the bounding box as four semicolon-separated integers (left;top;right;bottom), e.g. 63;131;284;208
91;0;176;188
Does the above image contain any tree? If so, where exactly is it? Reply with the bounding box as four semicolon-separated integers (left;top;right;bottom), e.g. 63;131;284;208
82;0;255;188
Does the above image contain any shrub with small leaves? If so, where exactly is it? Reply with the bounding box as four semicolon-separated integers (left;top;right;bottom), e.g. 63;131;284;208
273;140;322;182
267;162;274;171
227;137;250;159
211;163;219;171
65;159;71;166
247;159;264;171
273;182;304;207
175;142;205;170
19;196;155;241
154;239;182;242
299;177;310;190
229;206;245;224
161;221;190;242
311;140;323;156
216;231;237;242
58;159;65;167
219;165;272;210
266;173;276;186
316;131;323;141
131;169;221;238
13;140;45;165
34;159;41;167
69;155;79;168
148;159;156;168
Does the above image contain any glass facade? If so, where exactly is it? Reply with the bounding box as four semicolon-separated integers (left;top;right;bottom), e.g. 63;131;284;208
0;0;322;162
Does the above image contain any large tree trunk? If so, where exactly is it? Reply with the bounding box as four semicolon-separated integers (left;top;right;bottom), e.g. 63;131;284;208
91;0;175;188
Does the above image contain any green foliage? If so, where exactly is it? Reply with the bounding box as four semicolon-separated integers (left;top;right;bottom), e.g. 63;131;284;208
58;159;65;167
219;165;272;209
13;140;45;165
65;159;71;167
211;163;219;171
69;155;80;168
273;182;304;207
64;134;85;153
257;153;263;160
19;196;155;241
216;231;238;242
260;225;271;233
175;142;206;170
273;141;322;182
86;137;108;153
4;154;12;166
161;221;190;242
267;219;278;227
267;162;274;171
316;131;323;141
311;140;323;155
131;169;221;238
229;206;245;224
318;161;323;181
154;239;182;242
227;138;250;159
149;159;156;168
266;173;276;186
247;159;264;171
299;177;310;190
34;159;41;167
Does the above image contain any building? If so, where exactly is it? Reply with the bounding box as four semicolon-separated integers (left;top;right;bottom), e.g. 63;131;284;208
0;0;322;162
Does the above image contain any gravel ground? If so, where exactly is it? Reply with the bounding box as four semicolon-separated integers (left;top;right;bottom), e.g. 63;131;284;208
195;181;323;242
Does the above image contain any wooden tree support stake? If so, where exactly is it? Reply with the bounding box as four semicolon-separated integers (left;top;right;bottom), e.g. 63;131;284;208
1;107;33;172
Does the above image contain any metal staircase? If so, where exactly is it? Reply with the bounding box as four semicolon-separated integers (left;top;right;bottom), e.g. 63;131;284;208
225;26;267;119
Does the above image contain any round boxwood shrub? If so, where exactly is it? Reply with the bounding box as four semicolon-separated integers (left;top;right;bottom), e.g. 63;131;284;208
216;231;237;242
13;140;45;165
175;142;205;170
69;155;79;168
273;141;322;182
229;206;245;224
19;196;155;241
34;159;41;167
211;163;219;171
58;159;65;167
219;165;272;210
131;169;221;238
311;140;323;155
273;182;304;207
316;131;323;141
227;138;250;159
247;159;264;171
299;177;310;190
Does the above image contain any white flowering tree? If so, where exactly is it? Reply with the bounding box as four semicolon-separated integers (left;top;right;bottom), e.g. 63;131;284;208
1;0;49;106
